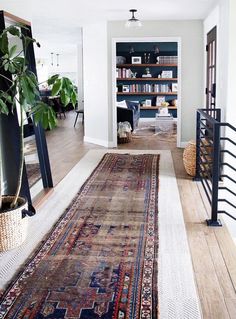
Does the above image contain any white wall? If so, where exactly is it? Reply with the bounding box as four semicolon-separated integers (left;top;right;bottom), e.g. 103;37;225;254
204;0;229;119
35;48;78;86
77;34;84;110
83;22;109;146
107;20;204;145
226;0;236;124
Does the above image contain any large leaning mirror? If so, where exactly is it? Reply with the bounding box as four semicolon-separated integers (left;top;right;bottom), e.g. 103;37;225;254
0;11;53;205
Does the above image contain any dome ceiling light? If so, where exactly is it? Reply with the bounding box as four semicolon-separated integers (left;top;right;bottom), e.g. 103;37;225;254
125;9;142;28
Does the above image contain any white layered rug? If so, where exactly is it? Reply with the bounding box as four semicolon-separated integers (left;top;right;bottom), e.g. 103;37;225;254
0;150;202;318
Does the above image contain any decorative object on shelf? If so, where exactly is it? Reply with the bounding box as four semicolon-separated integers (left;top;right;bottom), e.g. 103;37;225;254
131;71;137;78
153;45;160;54
153;45;160;64
122;85;130;93
145;99;152;106
183;141;196;177
144;52;151;64
161;70;173;78
172;83;178;92
117;122;132;143
161;101;169;107
142;67;152;78
116;56;126;64
131;56;142;64
156;96;165;106
125;9;142;28
158;105;169;116
129;46;135;54
170;99;178;106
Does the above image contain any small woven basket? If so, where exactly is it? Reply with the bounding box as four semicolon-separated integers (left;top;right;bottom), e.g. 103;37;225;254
0;196;29;251
183;140;196;177
118;132;132;144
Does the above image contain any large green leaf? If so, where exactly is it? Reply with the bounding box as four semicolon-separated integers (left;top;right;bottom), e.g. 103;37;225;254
26;73;39;96
0;99;9;115
48;74;59;86
9;45;17;58
20;75;36;105
8;62;16;73
7;26;20;37
12;56;24;72
0;91;13;104
71;90;77;107
51;79;62;96
32;102;57;129
0;32;9;54
3;62;9;71
60;90;70;107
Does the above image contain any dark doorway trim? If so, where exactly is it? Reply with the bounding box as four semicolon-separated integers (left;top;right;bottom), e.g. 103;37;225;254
206;26;217;109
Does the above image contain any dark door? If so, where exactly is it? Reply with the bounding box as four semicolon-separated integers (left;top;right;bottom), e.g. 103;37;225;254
206;26;217;109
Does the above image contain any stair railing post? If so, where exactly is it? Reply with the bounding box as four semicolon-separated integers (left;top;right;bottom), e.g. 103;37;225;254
195;110;201;180
207;121;222;226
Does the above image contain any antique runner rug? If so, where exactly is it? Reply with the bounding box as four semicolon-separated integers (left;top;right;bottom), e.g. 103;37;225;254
0;153;160;319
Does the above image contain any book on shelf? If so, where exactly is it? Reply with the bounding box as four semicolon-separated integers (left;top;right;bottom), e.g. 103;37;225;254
158;56;178;64
117;83;175;94
116;68;132;79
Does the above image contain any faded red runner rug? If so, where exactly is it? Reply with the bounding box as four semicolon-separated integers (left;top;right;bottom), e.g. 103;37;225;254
0;153;159;319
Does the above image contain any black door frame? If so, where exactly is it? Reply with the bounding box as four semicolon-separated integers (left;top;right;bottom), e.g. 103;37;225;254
206;26;217;109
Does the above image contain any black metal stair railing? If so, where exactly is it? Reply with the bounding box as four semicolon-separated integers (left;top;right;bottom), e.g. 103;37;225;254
195;108;236;226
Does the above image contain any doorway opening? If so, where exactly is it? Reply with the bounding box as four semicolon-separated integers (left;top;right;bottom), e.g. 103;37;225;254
112;37;181;148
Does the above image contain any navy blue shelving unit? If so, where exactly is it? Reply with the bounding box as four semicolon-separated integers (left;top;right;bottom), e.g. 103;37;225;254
116;42;178;118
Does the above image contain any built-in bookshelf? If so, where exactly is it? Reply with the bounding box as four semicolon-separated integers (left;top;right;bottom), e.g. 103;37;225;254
116;42;178;118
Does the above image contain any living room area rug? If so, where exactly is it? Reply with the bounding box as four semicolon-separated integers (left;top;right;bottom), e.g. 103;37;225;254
0;150;202;319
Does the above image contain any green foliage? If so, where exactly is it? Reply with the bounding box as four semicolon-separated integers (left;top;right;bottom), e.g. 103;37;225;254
0;24;78;130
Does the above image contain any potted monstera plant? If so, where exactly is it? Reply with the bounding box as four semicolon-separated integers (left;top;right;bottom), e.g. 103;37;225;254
0;24;77;251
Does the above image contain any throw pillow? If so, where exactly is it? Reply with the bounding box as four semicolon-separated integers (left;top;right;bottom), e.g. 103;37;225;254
117;100;127;108
126;100;139;111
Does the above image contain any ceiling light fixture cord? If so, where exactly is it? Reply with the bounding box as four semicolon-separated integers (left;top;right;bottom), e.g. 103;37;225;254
56;54;59;67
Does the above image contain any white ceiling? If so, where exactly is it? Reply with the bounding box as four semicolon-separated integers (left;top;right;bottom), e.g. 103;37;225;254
1;0;218;57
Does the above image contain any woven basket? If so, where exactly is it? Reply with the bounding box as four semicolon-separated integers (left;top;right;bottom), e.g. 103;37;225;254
183;140;196;177
0;196;29;251
118;132;132;144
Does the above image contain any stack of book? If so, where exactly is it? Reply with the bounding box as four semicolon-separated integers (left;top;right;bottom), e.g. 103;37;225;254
158;56;178;64
117;68;132;78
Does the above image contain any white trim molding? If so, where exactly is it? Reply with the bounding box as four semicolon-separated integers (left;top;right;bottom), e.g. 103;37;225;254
84;136;114;148
180;141;188;148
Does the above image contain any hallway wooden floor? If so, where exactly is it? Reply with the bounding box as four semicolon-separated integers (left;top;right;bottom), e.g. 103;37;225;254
44;111;236;319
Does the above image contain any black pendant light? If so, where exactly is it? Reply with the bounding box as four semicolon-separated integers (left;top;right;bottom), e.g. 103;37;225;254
125;9;142;28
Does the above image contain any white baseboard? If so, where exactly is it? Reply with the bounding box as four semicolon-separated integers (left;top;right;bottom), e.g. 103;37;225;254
179;141;188;148
84;136;114;148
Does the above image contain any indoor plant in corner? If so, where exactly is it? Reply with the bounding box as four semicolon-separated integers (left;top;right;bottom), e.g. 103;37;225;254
0;24;77;251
